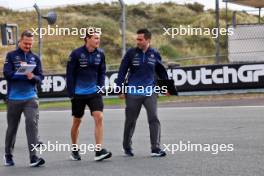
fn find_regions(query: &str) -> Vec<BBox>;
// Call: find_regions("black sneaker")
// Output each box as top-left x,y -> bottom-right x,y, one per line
151,148 -> 167,157
30,155 -> 45,167
94,148 -> 112,161
70,150 -> 81,161
3,154 -> 15,166
124,149 -> 134,157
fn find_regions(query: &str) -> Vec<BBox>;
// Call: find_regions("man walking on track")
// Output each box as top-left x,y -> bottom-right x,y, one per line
116,28 -> 169,157
3,30 -> 45,167
66,29 -> 112,162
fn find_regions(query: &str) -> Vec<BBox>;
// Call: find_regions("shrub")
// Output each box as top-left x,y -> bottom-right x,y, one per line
186,2 -> 204,13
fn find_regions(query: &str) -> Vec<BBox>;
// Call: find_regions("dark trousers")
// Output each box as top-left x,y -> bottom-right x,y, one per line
123,94 -> 161,150
5,99 -> 39,159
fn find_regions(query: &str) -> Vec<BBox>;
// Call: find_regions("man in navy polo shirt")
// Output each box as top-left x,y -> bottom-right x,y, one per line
66,30 -> 112,161
116,28 -> 169,157
3,30 -> 45,167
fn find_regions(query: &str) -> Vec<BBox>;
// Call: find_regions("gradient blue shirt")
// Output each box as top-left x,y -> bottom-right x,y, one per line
66,45 -> 106,97
116,47 -> 168,96
3,48 -> 44,100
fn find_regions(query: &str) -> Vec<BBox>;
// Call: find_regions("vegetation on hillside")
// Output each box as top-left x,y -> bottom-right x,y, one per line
0,2 -> 260,73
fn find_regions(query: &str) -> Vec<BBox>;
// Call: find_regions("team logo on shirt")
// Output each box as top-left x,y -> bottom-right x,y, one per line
95,54 -> 101,65
81,53 -> 86,59
15,56 -> 21,61
148,54 -> 156,65
29,57 -> 36,64
13,56 -> 21,65
79,53 -> 88,67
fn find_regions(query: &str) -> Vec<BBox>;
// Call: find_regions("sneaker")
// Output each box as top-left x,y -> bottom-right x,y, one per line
3,154 -> 14,166
124,149 -> 134,157
151,148 -> 167,157
70,150 -> 81,161
94,148 -> 112,161
29,155 -> 45,167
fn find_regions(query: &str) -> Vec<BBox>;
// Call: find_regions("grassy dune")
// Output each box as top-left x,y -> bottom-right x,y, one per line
0,2 -> 260,74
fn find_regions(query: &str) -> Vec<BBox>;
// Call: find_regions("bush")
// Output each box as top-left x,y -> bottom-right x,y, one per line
130,8 -> 149,18
186,2 -> 204,13
159,45 -> 180,59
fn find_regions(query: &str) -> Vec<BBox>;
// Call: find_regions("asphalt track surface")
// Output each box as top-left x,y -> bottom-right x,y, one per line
0,103 -> 263,176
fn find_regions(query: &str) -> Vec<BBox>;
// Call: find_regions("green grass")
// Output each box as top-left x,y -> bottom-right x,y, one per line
0,98 -> 125,111
38,101 -> 71,109
0,97 -> 162,111
0,103 -> 6,111
0,92 -> 263,111
0,96 -> 176,111
39,97 -> 130,109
